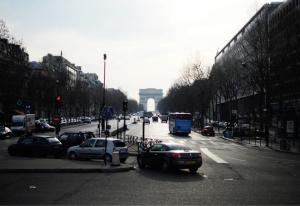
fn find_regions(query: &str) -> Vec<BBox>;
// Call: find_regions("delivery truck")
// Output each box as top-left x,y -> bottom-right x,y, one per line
11,114 -> 35,135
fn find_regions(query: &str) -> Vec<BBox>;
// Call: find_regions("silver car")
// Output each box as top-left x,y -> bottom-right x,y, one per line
67,138 -> 129,163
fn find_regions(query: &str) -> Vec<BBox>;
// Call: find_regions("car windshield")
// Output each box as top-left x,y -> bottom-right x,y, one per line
47,137 -> 60,143
169,144 -> 191,150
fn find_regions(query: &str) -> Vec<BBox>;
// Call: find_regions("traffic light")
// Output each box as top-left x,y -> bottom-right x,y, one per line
123,101 -> 128,111
55,95 -> 62,108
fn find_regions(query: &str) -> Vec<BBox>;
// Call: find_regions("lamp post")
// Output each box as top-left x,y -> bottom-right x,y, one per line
101,54 -> 107,136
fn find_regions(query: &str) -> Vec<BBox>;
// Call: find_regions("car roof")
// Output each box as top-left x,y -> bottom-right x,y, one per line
89,137 -> 124,141
27,135 -> 56,138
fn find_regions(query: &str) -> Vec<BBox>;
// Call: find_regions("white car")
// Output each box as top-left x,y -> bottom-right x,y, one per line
67,138 -> 129,163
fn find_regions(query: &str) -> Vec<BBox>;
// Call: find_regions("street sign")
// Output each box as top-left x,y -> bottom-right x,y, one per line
102,106 -> 108,119
108,107 -> 114,118
53,115 -> 60,124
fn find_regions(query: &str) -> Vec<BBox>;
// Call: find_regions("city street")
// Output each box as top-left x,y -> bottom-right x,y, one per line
0,119 -> 299,205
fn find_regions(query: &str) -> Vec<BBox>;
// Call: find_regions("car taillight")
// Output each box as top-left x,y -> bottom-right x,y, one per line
126,149 -> 128,153
82,140 -> 85,144
199,153 -> 202,158
171,153 -> 181,158
113,148 -> 117,152
44,144 -> 50,147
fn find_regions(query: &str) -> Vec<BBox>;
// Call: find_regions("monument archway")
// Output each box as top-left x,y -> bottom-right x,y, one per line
139,88 -> 163,111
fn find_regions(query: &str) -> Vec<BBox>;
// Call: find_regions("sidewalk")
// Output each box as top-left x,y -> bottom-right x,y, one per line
193,127 -> 300,154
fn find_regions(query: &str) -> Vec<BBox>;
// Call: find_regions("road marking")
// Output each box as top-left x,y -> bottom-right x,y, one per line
200,148 -> 228,163
226,157 -> 245,162
178,140 -> 185,144
189,140 -> 197,144
168,140 -> 174,143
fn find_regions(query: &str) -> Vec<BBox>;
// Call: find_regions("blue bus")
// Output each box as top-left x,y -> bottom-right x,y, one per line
168,112 -> 192,134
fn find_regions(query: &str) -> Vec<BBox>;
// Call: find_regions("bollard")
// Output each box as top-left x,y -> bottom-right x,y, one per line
111,151 -> 120,166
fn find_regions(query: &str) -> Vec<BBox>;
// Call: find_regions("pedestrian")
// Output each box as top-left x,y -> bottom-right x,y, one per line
55,123 -> 61,138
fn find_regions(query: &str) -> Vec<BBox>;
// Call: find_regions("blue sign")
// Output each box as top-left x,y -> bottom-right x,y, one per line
102,106 -> 114,119
102,106 -> 107,118
108,107 -> 114,118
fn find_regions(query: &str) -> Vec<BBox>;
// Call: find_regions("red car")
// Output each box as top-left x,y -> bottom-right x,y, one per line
201,126 -> 215,136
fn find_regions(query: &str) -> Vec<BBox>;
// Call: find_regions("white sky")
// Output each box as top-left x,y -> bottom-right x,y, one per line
1,0 -> 270,103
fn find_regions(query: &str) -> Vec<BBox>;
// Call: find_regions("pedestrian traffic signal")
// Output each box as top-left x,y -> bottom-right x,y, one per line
123,101 -> 128,111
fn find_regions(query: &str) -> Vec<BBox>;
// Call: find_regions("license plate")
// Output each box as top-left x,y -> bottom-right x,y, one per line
186,161 -> 196,164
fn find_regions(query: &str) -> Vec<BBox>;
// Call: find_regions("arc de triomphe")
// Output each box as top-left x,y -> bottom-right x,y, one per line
139,88 -> 163,111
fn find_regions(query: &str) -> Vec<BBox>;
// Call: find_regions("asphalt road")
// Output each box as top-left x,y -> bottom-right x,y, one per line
0,120 -> 300,205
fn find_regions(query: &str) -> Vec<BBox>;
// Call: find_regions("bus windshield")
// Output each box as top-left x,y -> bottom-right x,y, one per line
175,114 -> 191,120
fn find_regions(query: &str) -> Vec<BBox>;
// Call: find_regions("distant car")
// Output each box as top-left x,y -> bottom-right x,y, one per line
67,137 -> 129,163
7,135 -> 64,158
152,116 -> 158,122
83,117 -> 91,123
0,126 -> 12,139
137,143 -> 202,173
125,116 -> 130,120
36,122 -> 55,133
57,131 -> 95,152
201,126 -> 215,136
143,117 -> 150,124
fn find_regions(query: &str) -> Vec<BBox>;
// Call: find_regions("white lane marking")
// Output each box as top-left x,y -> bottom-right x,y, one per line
189,140 -> 197,144
200,148 -> 228,164
179,140 -> 185,144
168,140 -> 174,143
226,157 -> 245,162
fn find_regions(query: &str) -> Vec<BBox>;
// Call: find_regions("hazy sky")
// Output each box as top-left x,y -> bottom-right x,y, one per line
1,0 -> 269,103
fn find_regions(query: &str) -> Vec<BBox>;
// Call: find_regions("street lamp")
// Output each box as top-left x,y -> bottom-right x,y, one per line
101,54 -> 107,136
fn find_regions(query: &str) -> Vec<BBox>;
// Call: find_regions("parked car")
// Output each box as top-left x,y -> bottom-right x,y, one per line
7,135 -> 64,158
57,131 -> 95,152
67,137 -> 129,163
0,126 -> 12,139
143,117 -> 150,124
201,126 -> 215,136
83,117 -> 91,123
61,118 -> 67,126
137,143 -> 202,173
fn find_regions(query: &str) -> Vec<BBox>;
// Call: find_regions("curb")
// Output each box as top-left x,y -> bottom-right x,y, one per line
0,165 -> 135,173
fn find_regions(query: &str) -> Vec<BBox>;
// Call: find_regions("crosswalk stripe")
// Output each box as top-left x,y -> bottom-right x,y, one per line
200,148 -> 228,163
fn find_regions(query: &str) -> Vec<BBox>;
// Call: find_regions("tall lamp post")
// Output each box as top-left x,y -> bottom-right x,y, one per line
101,54 -> 107,136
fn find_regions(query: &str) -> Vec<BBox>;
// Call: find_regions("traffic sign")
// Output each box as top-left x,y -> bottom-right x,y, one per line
53,115 -> 60,124
108,107 -> 114,118
102,106 -> 108,119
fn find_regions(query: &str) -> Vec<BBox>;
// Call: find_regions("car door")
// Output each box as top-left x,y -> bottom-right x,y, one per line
148,144 -> 164,167
19,137 -> 34,155
89,139 -> 105,159
76,139 -> 96,159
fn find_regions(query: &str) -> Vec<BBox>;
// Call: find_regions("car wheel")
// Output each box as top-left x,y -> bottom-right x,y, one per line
69,152 -> 78,160
104,154 -> 112,163
137,156 -> 145,168
120,158 -> 126,163
189,167 -> 198,173
8,150 -> 16,156
162,160 -> 171,172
